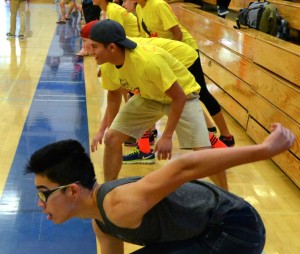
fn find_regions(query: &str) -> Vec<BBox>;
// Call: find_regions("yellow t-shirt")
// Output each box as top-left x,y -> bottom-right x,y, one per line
136,0 -> 198,50
101,63 -> 121,91
129,37 -> 197,68
102,44 -> 199,103
106,2 -> 140,37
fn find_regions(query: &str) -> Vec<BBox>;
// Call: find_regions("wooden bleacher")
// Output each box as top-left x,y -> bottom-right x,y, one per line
171,2 -> 300,188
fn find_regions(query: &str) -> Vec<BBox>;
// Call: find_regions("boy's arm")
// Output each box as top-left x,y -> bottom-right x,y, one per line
92,220 -> 124,254
136,123 -> 295,214
91,88 -> 123,152
154,81 -> 186,160
169,25 -> 183,41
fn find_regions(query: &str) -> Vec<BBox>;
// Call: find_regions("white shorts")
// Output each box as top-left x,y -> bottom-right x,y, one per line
110,95 -> 210,149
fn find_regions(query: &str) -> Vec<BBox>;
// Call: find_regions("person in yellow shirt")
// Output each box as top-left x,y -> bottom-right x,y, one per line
93,0 -> 140,37
135,0 -> 234,146
89,20 -> 230,190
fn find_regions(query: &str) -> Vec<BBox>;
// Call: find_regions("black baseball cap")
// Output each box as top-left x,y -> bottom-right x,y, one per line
89,19 -> 137,49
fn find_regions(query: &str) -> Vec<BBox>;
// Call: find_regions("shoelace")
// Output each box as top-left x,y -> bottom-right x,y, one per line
126,148 -> 140,156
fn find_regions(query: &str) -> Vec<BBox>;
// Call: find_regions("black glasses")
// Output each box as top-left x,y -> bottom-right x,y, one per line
37,181 -> 80,202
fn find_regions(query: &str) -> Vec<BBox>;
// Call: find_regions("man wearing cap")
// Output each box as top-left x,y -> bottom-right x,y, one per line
89,19 -> 227,189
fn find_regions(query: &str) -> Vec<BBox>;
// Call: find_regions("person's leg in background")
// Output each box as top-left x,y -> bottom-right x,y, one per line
217,0 -> 231,18
173,97 -> 228,190
18,0 -> 26,39
57,0 -> 68,24
65,0 -> 76,20
188,56 -> 235,147
7,0 -> 19,37
105,96 -> 162,180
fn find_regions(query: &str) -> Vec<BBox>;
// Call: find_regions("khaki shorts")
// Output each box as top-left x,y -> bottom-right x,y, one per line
110,95 -> 210,149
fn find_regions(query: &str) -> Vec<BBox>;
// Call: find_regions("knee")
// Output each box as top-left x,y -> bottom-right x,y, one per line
104,130 -> 125,148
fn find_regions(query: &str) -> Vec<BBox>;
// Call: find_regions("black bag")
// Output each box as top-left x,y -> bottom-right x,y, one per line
236,1 -> 270,30
235,0 -> 289,40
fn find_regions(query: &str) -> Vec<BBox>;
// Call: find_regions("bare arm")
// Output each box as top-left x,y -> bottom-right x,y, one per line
169,25 -> 183,41
105,124 -> 294,228
126,123 -> 295,221
91,88 -> 123,152
151,123 -> 293,201
154,82 -> 186,160
92,220 -> 124,254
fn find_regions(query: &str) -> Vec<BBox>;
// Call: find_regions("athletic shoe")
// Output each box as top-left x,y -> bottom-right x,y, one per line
56,20 -> 66,24
122,148 -> 155,164
151,129 -> 158,138
124,137 -> 137,147
217,6 -> 229,16
219,135 -> 235,147
6,33 -> 15,38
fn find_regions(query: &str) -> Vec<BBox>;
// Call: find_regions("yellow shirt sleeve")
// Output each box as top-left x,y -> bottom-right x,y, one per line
101,63 -> 121,91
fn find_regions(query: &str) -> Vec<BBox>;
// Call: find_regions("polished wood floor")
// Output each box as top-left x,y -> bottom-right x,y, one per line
1,2 -> 299,254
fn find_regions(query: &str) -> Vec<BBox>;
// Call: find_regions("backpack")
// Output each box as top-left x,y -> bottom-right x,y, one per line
235,0 -> 288,39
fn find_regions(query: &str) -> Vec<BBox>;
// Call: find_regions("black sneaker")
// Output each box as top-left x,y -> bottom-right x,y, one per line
6,32 -> 15,38
122,148 -> 155,164
217,6 -> 229,17
151,129 -> 158,138
219,135 -> 235,147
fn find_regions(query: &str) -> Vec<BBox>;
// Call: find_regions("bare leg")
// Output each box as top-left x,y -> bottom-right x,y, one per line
211,110 -> 231,137
66,1 -> 75,18
103,129 -> 129,182
204,110 -> 215,129
209,171 -> 228,191
59,0 -> 67,22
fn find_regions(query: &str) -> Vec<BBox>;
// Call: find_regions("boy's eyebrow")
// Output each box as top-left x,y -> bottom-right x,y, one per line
36,185 -> 49,190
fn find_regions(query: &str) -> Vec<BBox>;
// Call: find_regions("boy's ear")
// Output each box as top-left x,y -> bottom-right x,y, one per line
69,183 -> 80,197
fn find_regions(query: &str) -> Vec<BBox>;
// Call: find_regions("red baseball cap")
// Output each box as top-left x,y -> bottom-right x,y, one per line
81,20 -> 99,38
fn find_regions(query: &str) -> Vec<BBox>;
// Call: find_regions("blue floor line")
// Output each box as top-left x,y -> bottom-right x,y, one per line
0,20 -> 97,254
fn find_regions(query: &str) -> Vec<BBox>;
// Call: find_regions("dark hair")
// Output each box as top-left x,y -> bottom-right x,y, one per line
24,140 -> 96,190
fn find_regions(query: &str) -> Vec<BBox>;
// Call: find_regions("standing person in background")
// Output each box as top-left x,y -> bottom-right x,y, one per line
5,0 -> 27,39
135,0 -> 235,146
57,0 -> 81,24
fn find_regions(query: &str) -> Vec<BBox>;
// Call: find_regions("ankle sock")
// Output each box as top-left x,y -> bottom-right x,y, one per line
220,135 -> 233,141
138,131 -> 151,153
209,133 -> 227,148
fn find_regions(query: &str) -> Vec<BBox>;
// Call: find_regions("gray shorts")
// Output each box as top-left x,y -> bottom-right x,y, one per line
110,95 -> 210,149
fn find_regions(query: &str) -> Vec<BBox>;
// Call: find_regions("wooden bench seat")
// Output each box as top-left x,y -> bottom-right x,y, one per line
171,2 -> 300,187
